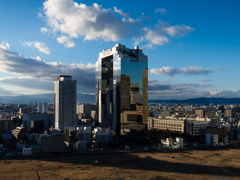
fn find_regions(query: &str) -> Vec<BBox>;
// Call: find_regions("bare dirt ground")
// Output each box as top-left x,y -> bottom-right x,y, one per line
0,147 -> 240,180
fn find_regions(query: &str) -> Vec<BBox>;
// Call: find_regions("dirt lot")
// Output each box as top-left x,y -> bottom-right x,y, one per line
0,147 -> 240,180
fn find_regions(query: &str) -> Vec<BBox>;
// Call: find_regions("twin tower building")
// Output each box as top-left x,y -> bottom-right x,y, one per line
55,44 -> 148,136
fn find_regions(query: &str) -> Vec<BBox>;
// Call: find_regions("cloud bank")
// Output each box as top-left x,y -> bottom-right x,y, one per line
40,0 -> 194,48
0,42 -> 95,94
150,66 -> 211,77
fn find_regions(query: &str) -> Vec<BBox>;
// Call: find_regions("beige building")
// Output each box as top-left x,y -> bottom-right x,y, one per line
149,118 -> 184,133
195,109 -> 205,118
224,110 -> 232,118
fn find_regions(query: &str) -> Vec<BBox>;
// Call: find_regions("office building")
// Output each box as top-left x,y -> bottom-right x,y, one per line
224,110 -> 232,118
22,113 -> 54,133
38,103 -> 48,113
54,75 -> 77,130
205,125 -> 227,140
195,109 -> 205,118
39,133 -> 65,153
96,44 -> 148,135
149,118 -> 185,133
76,103 -> 96,116
185,119 -> 211,136
0,119 -> 13,133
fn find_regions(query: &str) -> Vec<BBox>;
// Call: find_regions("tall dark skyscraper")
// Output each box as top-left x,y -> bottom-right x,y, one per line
96,44 -> 148,136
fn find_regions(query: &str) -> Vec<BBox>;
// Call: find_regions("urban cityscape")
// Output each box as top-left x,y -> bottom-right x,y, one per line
0,0 -> 240,180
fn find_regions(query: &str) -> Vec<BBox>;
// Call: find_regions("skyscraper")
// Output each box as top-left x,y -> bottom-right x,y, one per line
54,75 -> 77,130
96,44 -> 148,136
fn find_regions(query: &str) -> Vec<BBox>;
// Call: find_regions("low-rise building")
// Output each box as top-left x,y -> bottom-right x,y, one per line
149,118 -> 185,133
205,125 -> 227,140
76,141 -> 87,151
22,113 -> 54,133
0,119 -> 13,133
12,126 -> 25,143
161,137 -> 183,149
22,146 -> 32,156
185,119 -> 211,136
92,127 -> 111,143
205,134 -> 218,146
40,133 -> 65,153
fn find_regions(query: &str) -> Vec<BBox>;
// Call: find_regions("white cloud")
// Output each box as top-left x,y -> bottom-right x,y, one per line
40,27 -> 48,34
23,41 -> 51,54
0,42 -> 10,50
141,43 -> 155,49
40,0 -> 194,48
0,42 -> 95,94
38,13 -> 43,18
155,8 -> 169,14
150,66 -> 211,77
143,27 -> 170,45
57,36 -> 76,48
113,7 -> 129,17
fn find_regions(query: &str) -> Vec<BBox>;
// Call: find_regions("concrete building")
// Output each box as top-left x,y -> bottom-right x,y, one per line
205,125 -> 227,140
76,103 -> 96,116
92,127 -> 111,143
19,108 -> 31,114
224,110 -> 232,118
149,118 -> 184,133
0,119 -> 13,133
38,103 -> 48,113
185,119 -> 211,136
161,137 -> 184,149
195,109 -> 205,118
96,44 -> 148,136
161,111 -> 171,119
39,133 -> 65,153
54,75 -> 77,130
76,141 -> 87,151
205,134 -> 218,146
22,146 -> 32,156
12,126 -> 25,143
77,127 -> 91,144
22,113 -> 54,133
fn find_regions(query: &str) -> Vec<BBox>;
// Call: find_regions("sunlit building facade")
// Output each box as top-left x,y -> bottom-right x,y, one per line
96,44 -> 148,136
54,75 -> 77,130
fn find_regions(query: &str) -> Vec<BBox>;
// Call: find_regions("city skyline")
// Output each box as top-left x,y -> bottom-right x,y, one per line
0,0 -> 240,100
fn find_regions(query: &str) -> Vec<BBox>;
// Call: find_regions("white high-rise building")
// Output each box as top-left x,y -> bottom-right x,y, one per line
54,75 -> 77,130
38,103 -> 48,113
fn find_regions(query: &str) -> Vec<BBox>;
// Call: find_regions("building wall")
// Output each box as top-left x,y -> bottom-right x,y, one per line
22,113 -> 54,133
38,103 -> 48,113
0,119 -> 13,133
151,118 -> 184,133
224,110 -> 232,118
96,44 -> 148,136
55,76 -> 77,130
185,120 -> 211,136
195,110 -> 205,118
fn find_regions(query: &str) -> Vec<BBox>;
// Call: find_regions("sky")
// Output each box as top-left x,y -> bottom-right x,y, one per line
0,0 -> 240,100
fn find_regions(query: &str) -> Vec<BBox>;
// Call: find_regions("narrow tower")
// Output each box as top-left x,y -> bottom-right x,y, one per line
54,75 -> 77,130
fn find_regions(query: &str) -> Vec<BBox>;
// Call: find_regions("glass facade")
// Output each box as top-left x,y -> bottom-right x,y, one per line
96,44 -> 148,136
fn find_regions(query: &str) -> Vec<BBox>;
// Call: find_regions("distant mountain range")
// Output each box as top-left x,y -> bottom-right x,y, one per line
149,97 -> 240,105
1,95 -> 240,105
0,93 -> 95,104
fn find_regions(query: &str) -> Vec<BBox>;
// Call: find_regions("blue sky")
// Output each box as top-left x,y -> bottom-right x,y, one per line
0,0 -> 240,100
